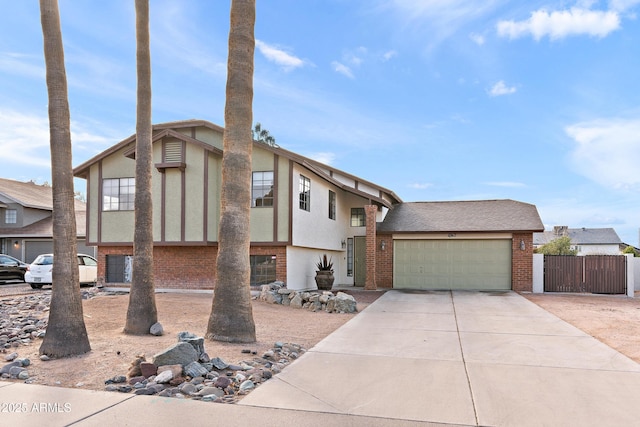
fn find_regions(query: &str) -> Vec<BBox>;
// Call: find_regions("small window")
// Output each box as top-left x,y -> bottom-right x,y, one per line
347,238 -> 354,276
250,255 -> 276,286
350,208 -> 365,227
328,190 -> 336,220
252,171 -> 274,207
103,178 -> 135,211
5,209 -> 17,224
299,175 -> 310,211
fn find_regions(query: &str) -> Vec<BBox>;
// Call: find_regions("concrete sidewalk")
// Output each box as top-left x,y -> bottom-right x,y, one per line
2,290 -> 640,426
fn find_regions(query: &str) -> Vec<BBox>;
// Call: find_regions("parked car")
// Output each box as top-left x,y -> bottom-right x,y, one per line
0,254 -> 29,283
25,254 -> 98,289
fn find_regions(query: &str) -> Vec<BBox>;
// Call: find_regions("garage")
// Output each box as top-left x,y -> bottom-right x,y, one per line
394,239 -> 512,290
376,200 -> 544,292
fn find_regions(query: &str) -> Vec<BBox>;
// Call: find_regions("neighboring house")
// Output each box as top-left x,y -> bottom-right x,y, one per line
0,178 -> 94,262
376,200 -> 544,292
73,119 -> 544,292
533,226 -> 623,255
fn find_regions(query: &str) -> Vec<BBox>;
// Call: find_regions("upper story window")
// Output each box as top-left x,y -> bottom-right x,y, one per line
328,190 -> 336,220
4,209 -> 17,224
299,175 -> 310,211
350,207 -> 365,227
103,178 -> 135,211
252,171 -> 274,207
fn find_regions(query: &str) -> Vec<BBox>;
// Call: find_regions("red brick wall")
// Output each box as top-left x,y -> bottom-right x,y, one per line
512,233 -> 534,292
97,245 -> 287,290
364,205 -> 378,290
376,234 -> 393,288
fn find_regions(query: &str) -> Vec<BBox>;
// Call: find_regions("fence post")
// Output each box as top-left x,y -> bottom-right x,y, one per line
625,254 -> 634,297
532,253 -> 544,293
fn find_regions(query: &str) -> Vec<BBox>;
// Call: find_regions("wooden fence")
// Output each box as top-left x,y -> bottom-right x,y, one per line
544,255 -> 626,294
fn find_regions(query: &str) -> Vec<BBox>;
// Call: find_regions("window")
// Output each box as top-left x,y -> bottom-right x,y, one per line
106,255 -> 133,283
4,209 -> 16,224
299,175 -> 310,211
252,171 -> 274,207
103,178 -> 135,211
250,255 -> 276,286
350,207 -> 365,227
328,190 -> 336,220
347,238 -> 354,276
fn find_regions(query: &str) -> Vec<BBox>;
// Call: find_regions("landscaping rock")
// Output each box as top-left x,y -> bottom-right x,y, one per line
152,342 -> 198,367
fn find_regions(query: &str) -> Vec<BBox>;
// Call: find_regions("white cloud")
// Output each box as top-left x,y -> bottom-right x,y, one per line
307,152 -> 336,165
609,0 -> 640,12
469,33 -> 486,45
255,40 -> 305,71
409,182 -> 434,189
382,50 -> 398,61
0,52 -> 44,80
331,61 -> 354,79
0,109 -> 115,172
497,8 -> 621,40
488,80 -> 517,96
565,118 -> 640,190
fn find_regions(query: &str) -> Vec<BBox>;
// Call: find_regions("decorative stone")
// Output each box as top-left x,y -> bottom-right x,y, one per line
184,361 -> 208,378
211,357 -> 229,370
152,342 -> 198,367
196,386 -> 224,398
4,352 -> 18,361
140,362 -> 157,378
154,370 -> 173,384
149,322 -> 164,336
290,294 -> 303,308
214,376 -> 231,389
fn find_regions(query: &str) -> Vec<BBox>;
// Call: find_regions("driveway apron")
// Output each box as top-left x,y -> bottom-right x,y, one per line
240,290 -> 640,426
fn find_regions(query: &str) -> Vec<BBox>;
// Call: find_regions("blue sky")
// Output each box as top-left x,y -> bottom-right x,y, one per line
1,1 -> 640,244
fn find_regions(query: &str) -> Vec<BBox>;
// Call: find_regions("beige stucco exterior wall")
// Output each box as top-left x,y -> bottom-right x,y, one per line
99,146 -> 136,242
277,156 -> 290,242
184,144 -> 205,241
207,154 -> 221,242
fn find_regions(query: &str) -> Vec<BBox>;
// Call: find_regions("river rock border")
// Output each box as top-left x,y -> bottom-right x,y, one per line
255,282 -> 358,313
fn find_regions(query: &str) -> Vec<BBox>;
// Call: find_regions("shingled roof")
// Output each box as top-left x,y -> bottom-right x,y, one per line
377,199 -> 544,233
534,227 -> 622,246
0,178 -> 54,210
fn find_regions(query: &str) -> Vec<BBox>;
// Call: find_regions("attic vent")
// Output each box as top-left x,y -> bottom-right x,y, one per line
164,141 -> 183,162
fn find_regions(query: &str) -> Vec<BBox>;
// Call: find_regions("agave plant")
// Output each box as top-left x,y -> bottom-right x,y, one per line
316,254 -> 333,272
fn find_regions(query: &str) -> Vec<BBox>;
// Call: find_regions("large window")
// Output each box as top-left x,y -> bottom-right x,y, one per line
250,255 -> 276,286
252,171 -> 274,207
4,209 -> 16,224
299,175 -> 310,211
350,207 -> 365,227
328,190 -> 336,220
103,178 -> 135,211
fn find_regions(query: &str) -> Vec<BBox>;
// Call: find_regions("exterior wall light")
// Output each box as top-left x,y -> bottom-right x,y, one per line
520,240 -> 526,251
14,240 -> 19,248
381,240 -> 386,251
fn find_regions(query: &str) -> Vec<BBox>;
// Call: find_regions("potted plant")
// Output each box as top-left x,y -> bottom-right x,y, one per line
315,254 -> 334,290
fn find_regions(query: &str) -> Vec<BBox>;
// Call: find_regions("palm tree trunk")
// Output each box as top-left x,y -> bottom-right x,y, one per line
125,0 -> 158,335
38,0 -> 90,357
206,0 -> 257,343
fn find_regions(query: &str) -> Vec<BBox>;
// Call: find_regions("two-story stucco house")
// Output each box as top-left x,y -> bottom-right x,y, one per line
72,120 -> 401,290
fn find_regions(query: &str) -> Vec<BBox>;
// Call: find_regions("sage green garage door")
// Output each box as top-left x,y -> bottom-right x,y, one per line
394,239 -> 512,290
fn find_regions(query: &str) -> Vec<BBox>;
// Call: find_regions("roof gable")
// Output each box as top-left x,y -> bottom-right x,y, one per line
72,119 -> 402,208
378,199 -> 544,233
0,178 -> 54,210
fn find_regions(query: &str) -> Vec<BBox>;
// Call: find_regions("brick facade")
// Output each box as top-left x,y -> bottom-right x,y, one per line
364,205 -> 378,290
97,244 -> 287,290
511,233 -> 534,292
375,233 -> 393,288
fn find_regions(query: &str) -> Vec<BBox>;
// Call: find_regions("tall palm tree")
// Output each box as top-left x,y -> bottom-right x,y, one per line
206,0 -> 257,343
124,0 -> 157,334
39,0 -> 90,357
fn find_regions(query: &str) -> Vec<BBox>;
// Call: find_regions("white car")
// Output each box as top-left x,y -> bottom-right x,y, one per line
25,253 -> 98,289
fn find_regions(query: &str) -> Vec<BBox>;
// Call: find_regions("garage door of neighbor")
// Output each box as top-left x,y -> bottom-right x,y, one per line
394,239 -> 512,290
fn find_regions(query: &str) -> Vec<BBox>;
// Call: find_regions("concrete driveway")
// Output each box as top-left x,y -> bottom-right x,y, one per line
240,290 -> 640,426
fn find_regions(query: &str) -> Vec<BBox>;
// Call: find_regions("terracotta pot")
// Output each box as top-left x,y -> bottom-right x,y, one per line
315,271 -> 334,290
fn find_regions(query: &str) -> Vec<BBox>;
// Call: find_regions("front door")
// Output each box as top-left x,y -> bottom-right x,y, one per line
354,236 -> 366,286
